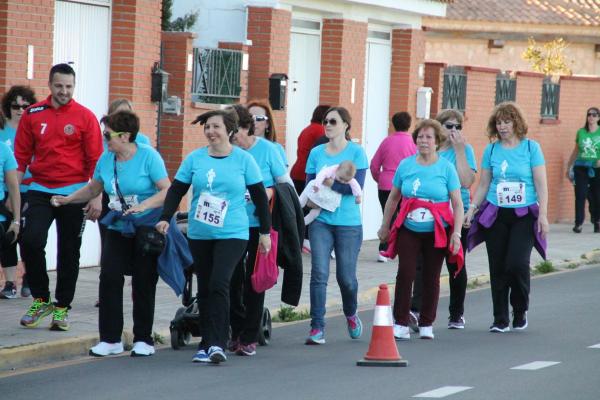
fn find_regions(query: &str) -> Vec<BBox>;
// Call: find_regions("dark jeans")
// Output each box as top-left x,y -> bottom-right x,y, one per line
99,230 -> 159,345
230,228 -> 264,344
393,227 -> 446,327
378,189 -> 400,252
574,166 -> 600,226
411,226 -> 468,319
483,208 -> 534,326
21,190 -> 86,308
189,238 -> 247,351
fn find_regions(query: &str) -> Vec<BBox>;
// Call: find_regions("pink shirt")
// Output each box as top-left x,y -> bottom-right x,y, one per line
369,131 -> 417,190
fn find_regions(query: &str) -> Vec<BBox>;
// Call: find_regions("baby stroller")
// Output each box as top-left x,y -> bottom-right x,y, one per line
169,212 -> 273,350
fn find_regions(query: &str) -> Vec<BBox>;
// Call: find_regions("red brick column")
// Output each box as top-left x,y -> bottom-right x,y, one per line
320,19 -> 368,140
424,62 -> 446,119
219,42 -> 249,104
0,0 -> 55,95
389,28 -> 425,124
110,0 -> 162,141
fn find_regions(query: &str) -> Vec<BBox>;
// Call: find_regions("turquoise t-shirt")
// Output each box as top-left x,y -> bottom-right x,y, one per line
482,139 -> 545,208
244,137 -> 287,227
0,142 -> 18,221
273,142 -> 288,167
93,144 -> 168,231
439,144 -> 477,212
305,142 -> 368,226
0,125 -> 31,192
175,146 -> 263,240
392,155 -> 460,232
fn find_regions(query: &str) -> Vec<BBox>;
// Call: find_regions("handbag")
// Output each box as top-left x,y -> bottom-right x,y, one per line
113,156 -> 165,256
251,194 -> 279,293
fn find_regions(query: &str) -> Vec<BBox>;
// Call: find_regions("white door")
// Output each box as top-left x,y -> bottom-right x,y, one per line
286,30 -> 321,167
362,40 -> 391,240
45,0 -> 111,269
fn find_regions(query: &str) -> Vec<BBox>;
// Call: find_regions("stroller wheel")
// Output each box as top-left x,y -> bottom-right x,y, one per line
257,307 -> 272,346
170,307 -> 191,350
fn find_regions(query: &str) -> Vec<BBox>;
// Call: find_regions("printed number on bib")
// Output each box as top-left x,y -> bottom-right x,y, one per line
407,207 -> 434,223
108,195 -> 139,211
195,193 -> 228,227
496,182 -> 526,206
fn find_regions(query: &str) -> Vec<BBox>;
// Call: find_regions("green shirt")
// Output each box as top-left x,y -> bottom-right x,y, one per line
576,127 -> 600,162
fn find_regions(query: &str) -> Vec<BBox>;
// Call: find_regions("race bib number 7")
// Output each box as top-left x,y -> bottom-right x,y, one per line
496,181 -> 526,206
195,193 -> 228,227
407,207 -> 434,223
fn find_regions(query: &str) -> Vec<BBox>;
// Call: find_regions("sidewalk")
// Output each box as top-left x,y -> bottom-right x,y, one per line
1,223 -> 599,371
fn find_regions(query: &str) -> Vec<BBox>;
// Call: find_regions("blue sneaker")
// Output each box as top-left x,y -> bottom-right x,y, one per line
305,328 -> 325,345
346,315 -> 362,339
208,346 -> 227,363
192,349 -> 210,363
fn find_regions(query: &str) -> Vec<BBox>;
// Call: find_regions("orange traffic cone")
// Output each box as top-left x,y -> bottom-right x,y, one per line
357,284 -> 408,367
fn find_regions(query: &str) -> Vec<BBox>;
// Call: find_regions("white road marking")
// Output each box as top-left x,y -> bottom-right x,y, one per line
588,343 -> 600,349
413,386 -> 473,398
511,361 -> 560,370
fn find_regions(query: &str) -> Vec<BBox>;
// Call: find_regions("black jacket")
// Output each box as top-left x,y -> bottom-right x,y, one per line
272,183 -> 304,306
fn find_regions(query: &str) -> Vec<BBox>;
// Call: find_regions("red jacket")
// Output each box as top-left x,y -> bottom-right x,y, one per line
290,123 -> 325,181
15,96 -> 103,188
383,197 -> 464,273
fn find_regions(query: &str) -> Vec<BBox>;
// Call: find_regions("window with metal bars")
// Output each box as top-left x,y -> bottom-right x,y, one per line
540,77 -> 560,119
191,48 -> 242,104
442,66 -> 467,112
495,73 -> 516,105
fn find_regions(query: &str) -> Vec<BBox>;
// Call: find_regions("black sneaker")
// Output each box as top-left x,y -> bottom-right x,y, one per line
0,281 -> 17,299
513,311 -> 528,330
448,315 -> 465,329
489,323 -> 510,333
573,225 -> 583,233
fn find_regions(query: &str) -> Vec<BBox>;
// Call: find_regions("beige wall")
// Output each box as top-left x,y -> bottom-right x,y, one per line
425,36 -> 600,76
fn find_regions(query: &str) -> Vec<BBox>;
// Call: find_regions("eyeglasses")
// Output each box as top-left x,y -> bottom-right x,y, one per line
103,131 -> 127,141
10,104 -> 30,110
252,115 -> 268,122
444,123 -> 462,130
323,119 -> 339,126
587,112 -> 599,117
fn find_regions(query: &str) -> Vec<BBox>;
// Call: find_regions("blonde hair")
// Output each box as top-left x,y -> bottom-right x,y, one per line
108,98 -> 133,115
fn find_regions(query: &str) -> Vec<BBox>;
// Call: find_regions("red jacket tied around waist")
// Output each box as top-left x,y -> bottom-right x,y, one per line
382,197 -> 464,275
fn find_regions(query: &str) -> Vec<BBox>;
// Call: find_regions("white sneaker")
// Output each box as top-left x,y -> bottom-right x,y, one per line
302,239 -> 311,254
330,250 -> 336,259
89,341 -> 124,357
393,324 -> 410,340
419,326 -> 434,339
377,253 -> 388,263
131,341 -> 155,357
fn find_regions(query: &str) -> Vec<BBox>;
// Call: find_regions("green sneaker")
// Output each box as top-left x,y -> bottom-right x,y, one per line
20,298 -> 54,328
50,307 -> 70,331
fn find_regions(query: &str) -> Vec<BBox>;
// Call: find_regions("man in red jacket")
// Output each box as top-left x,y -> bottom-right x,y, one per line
15,63 -> 103,331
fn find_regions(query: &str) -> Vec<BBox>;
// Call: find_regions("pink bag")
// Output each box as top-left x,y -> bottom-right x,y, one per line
251,228 -> 279,293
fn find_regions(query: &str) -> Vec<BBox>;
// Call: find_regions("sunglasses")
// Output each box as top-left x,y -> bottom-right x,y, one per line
444,123 -> 462,130
103,131 -> 127,141
252,115 -> 268,122
323,118 -> 339,126
10,104 -> 30,110
587,112 -> 599,117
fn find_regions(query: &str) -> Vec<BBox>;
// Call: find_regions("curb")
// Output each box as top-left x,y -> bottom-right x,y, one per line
2,250 -> 599,373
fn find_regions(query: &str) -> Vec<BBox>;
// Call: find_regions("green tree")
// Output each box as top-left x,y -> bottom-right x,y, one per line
522,37 -> 573,76
161,0 -> 173,31
169,12 -> 199,32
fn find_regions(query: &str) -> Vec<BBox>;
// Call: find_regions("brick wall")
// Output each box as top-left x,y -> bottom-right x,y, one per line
0,0 -> 55,96
443,66 -> 600,223
389,29 -> 425,130
246,7 -> 291,146
110,0 -> 162,142
320,19 -> 367,140
424,62 -> 446,118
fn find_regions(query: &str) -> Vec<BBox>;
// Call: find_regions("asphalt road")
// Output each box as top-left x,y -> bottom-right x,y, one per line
3,265 -> 600,400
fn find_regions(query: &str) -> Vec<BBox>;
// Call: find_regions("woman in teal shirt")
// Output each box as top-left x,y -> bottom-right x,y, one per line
157,109 -> 272,364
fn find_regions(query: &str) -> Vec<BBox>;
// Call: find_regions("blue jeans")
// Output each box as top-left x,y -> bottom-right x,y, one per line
308,220 -> 362,330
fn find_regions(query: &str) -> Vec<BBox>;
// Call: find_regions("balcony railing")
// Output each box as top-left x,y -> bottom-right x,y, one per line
191,47 -> 242,104
495,73 -> 516,105
540,77 -> 560,119
442,66 -> 467,112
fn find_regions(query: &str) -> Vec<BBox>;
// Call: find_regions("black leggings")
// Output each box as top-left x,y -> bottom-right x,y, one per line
574,166 -> 600,226
189,238 -> 247,351
483,208 -> 534,326
230,228 -> 264,344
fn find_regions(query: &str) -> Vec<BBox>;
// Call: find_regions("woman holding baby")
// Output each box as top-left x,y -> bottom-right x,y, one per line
304,106 -> 368,345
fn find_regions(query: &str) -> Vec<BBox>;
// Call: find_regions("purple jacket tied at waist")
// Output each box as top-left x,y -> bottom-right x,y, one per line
466,200 -> 547,260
